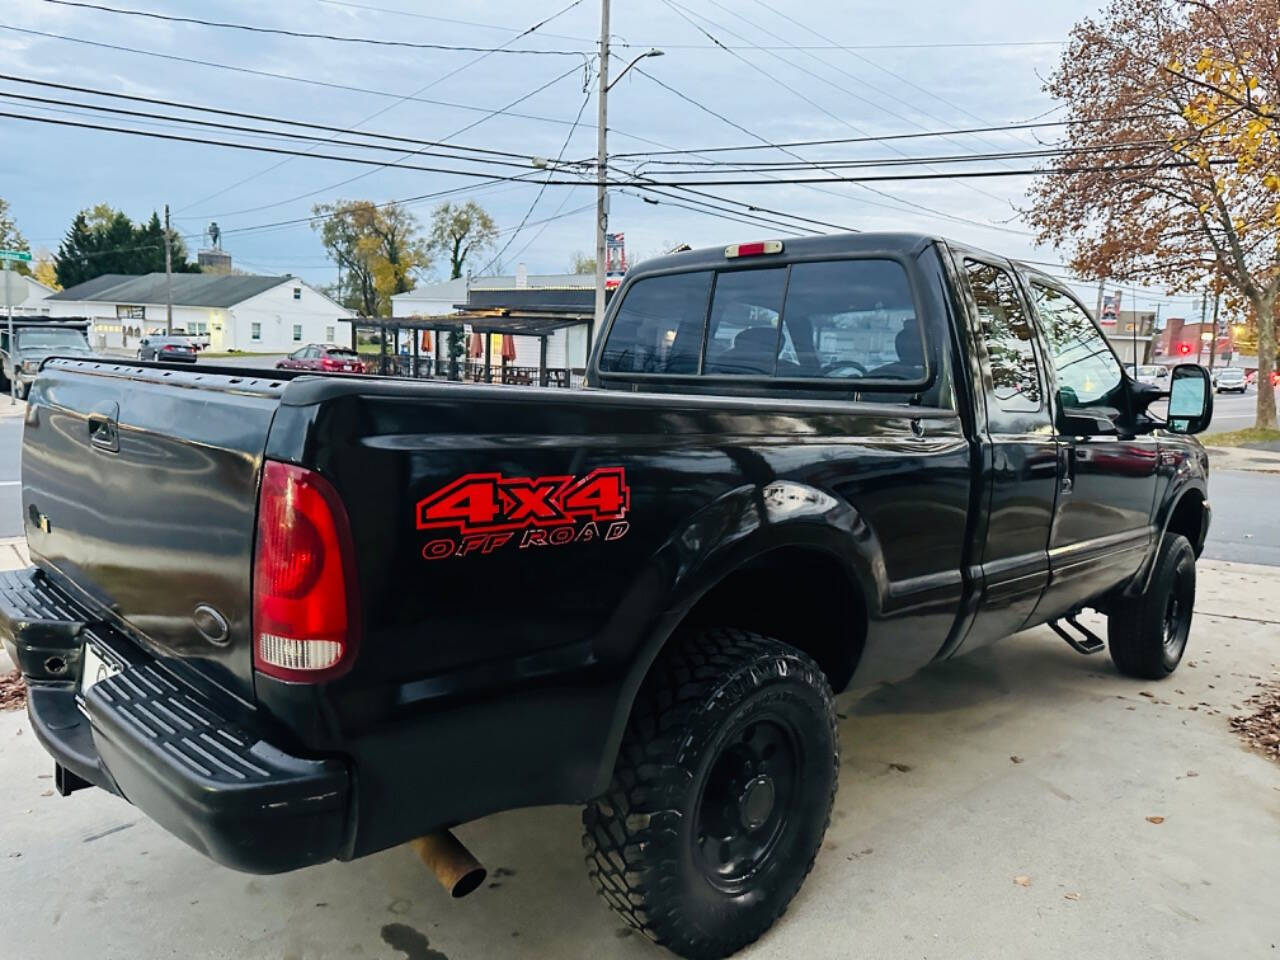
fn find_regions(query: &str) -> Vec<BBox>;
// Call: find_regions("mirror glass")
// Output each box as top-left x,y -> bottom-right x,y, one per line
1167,364 -> 1212,434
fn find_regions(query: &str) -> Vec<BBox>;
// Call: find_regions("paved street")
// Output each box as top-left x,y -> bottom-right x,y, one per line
1,549 -> 1277,960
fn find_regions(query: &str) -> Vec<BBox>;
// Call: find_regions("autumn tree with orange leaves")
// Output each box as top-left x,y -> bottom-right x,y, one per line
1029,0 -> 1280,427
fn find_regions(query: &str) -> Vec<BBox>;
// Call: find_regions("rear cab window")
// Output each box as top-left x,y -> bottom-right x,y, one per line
598,252 -> 946,405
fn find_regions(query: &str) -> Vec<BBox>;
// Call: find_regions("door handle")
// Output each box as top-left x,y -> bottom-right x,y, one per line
87,403 -> 120,453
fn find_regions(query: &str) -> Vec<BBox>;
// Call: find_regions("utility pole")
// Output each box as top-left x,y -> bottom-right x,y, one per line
1095,280 -> 1105,323
164,203 -> 174,336
593,0 -> 610,331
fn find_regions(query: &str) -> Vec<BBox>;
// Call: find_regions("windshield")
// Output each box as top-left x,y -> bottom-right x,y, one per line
1219,368 -> 1243,378
325,348 -> 358,357
1138,365 -> 1162,378
16,329 -> 91,351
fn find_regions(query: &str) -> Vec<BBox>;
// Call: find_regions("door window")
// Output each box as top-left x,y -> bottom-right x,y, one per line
964,260 -> 1042,412
598,271 -> 712,374
1031,283 -> 1124,412
777,259 -> 922,380
703,268 -> 787,376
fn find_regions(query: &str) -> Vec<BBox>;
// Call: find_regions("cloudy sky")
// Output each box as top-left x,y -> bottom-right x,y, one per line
0,0 -> 1202,317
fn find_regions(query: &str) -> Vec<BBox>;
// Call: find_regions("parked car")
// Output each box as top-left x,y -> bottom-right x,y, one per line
0,320 -> 94,400
1,232 -> 1214,960
1213,366 -> 1248,393
1135,363 -> 1169,386
137,336 -> 198,363
277,343 -> 366,373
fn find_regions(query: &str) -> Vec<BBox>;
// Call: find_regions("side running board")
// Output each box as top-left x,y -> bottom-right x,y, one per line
1048,614 -> 1106,655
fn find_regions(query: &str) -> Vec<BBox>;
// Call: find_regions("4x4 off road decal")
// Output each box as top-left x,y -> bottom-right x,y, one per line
416,467 -> 630,560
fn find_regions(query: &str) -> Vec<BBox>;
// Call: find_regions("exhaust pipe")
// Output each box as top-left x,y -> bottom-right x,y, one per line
410,830 -> 487,898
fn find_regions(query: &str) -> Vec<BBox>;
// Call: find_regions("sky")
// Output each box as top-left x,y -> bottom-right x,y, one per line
0,0 -> 1205,318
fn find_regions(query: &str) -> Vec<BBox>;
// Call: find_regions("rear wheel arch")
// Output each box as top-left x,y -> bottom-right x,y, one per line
590,537 -> 874,798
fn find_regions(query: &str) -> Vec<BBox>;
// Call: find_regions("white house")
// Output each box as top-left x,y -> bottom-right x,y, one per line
45,274 -> 353,352
2,273 -> 56,317
391,272 -> 594,371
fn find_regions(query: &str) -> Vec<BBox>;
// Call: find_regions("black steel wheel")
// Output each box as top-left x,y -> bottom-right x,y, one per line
1108,533 -> 1196,679
583,628 -> 837,960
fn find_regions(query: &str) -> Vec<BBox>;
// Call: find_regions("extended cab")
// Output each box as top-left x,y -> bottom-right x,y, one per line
0,234 -> 1212,959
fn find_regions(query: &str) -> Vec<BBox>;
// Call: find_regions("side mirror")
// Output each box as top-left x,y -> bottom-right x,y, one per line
1166,363 -> 1213,434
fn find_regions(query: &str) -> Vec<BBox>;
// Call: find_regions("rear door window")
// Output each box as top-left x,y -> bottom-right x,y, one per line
598,271 -> 712,374
703,268 -> 787,376
777,259 -> 922,380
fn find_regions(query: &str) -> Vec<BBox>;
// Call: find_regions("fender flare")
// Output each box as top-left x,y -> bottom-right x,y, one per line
1126,477 -> 1209,598
586,480 -> 886,794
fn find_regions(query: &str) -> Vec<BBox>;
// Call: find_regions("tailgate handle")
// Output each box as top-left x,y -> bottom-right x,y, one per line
87,403 -> 120,453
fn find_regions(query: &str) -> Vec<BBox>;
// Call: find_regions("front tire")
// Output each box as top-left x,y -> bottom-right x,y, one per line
1107,533 -> 1195,679
583,629 -> 837,959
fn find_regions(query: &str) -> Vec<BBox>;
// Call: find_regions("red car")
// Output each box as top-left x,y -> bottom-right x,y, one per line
276,344 -> 366,374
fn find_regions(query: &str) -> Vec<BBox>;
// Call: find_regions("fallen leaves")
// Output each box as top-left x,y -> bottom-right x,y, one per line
888,762 -> 913,773
1229,678 -> 1280,763
1010,755 -> 1024,764
1146,816 -> 1166,824
1014,875 -> 1032,887
0,671 -> 25,712
1064,892 -> 1081,901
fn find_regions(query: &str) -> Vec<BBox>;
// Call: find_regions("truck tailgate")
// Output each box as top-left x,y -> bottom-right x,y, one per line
20,359 -> 286,702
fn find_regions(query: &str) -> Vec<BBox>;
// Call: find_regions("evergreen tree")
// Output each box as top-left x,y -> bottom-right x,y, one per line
55,212 -> 95,288
53,206 -> 201,288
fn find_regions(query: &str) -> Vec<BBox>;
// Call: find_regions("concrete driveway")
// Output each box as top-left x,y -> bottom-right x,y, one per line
1,552 -> 1277,960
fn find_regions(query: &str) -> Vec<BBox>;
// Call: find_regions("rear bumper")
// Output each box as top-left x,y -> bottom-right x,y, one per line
0,566 -> 349,874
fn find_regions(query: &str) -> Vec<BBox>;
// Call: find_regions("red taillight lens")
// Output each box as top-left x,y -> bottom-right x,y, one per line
321,357 -> 339,370
253,461 -> 360,683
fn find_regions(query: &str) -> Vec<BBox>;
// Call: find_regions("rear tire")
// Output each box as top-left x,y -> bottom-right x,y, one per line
583,628 -> 837,960
1107,533 -> 1195,679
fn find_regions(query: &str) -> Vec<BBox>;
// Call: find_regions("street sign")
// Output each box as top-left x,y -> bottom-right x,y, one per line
1,270 -> 27,307
0,249 -> 33,262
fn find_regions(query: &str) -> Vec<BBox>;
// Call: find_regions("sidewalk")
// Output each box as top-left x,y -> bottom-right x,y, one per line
1206,444 -> 1280,474
1,554 -> 1277,959
0,397 -> 25,418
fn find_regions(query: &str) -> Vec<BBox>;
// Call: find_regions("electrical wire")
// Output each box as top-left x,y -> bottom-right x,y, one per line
660,0 -> 1009,208
177,0 -> 589,214
0,85 -> 559,173
1,108 -> 1235,186
39,0 -> 590,56
478,91 -> 595,274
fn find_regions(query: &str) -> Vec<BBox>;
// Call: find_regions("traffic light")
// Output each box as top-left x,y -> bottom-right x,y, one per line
1176,342 -> 1193,355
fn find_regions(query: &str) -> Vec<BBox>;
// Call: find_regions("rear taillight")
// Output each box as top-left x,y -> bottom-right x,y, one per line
253,460 -> 360,683
321,357 -> 339,371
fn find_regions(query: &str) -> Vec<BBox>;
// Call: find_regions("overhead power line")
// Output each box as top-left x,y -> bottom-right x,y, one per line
0,24 -> 680,154
176,0 -> 589,215
0,83 -> 556,173
607,114 -> 1172,159
194,62 -> 588,219
479,90 -> 595,274
312,2 -> 1064,51
39,0 -> 589,55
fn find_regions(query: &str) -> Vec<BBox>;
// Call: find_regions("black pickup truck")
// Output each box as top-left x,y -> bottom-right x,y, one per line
1,233 -> 1213,959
